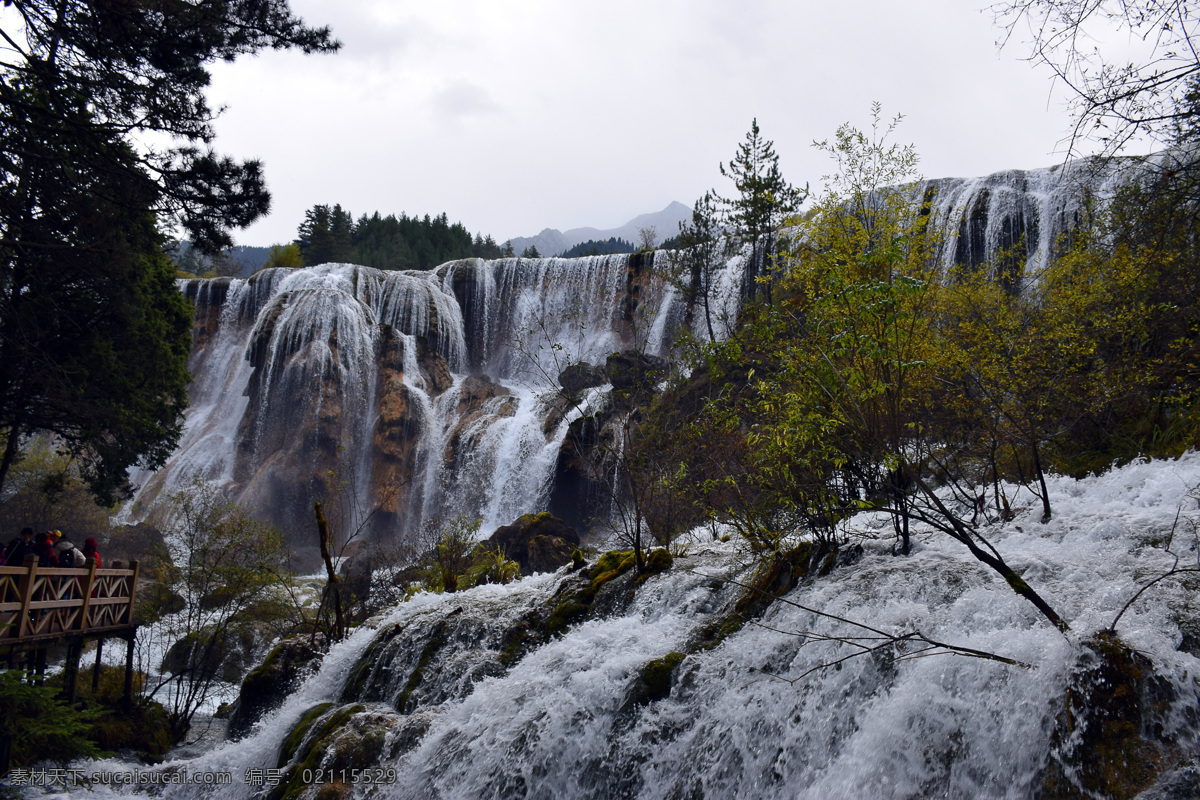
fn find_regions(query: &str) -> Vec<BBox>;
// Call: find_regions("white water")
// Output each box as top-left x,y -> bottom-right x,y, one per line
918,155 -> 1148,284
125,253 -> 739,548
123,159 -> 1156,548
82,453 -> 1200,799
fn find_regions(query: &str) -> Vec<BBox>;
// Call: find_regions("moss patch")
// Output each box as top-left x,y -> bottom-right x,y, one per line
632,652 -> 686,705
339,621 -> 408,702
230,637 -> 323,740
546,550 -> 641,636
395,616 -> 456,713
278,702 -> 335,768
636,548 -> 674,584
270,703 -> 367,800
689,541 -> 842,654
547,601 -> 589,637
498,614 -> 547,668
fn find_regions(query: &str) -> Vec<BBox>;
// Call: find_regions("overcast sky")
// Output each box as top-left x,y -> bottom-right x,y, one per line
205,0 -> 1091,247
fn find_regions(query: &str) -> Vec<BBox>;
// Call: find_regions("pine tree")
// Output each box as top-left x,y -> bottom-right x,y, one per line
0,1 -> 338,502
717,119 -> 806,302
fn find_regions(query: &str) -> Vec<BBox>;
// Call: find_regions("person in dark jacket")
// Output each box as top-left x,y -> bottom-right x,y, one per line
54,532 -> 84,567
3,527 -> 33,566
33,532 -> 57,567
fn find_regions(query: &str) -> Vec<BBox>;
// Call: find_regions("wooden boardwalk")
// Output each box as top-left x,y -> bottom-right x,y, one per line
0,555 -> 140,702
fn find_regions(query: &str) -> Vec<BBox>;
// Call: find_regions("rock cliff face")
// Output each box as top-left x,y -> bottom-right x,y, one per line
134,159 -> 1147,567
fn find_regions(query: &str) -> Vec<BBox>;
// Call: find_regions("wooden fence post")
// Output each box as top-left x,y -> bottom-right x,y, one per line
124,560 -> 140,626
92,638 -> 104,693
123,634 -> 136,709
64,636 -> 82,703
15,554 -> 37,640
78,559 -> 97,630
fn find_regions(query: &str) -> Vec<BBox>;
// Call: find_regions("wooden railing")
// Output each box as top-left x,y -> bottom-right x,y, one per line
0,555 -> 139,644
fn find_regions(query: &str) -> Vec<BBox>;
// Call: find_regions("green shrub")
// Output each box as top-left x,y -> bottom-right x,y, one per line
0,670 -> 104,769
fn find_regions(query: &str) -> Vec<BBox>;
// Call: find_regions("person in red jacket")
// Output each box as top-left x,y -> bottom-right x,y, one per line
81,537 -> 101,569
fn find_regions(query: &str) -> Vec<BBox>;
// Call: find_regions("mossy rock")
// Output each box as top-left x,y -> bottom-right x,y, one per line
135,582 -> 186,622
497,608 -> 550,668
592,550 -> 632,576
687,542 -> 851,654
395,614 -> 458,713
487,512 -> 580,574
272,703 -> 367,800
631,652 -> 686,705
278,703 -> 335,768
86,700 -> 173,762
321,711 -> 393,775
542,550 -> 639,637
313,782 -> 353,800
636,548 -> 673,583
547,601 -> 589,637
339,622 -> 409,703
690,614 -> 749,654
1039,632 -> 1178,799
229,636 -> 324,740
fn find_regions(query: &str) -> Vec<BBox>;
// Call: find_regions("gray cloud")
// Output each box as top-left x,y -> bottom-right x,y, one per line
210,1 -> 1091,247
432,81 -> 503,121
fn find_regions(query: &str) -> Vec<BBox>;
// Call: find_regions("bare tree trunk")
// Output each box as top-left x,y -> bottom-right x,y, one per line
915,476 -> 1068,632
314,502 -> 344,641
0,424 -> 21,500
1031,441 -> 1052,523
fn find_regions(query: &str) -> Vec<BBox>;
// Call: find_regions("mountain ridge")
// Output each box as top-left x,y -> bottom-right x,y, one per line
506,201 -> 693,256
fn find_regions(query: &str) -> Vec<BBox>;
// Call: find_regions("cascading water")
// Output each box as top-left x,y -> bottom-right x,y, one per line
110,453 -> 1200,799
918,155 -> 1147,283
125,157 -> 1158,563
88,157 -> 1200,797
126,252 -> 721,564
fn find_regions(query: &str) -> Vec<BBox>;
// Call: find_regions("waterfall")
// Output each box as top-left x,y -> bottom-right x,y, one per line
126,253 -> 725,564
919,155 -> 1147,284
91,157 -> 1200,797
124,156 -> 1157,564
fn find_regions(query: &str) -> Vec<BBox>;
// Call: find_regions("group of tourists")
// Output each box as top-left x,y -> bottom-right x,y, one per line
1,527 -> 101,569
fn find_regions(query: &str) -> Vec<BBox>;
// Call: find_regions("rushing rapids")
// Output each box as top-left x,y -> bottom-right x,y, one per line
101,453 -> 1200,799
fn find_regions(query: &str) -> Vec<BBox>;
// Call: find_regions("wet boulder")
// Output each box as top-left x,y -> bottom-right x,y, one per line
227,637 -> 325,740
606,349 -> 668,399
487,512 -> 580,575
558,361 -> 607,395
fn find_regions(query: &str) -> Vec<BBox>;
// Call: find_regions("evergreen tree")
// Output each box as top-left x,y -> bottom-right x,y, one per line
297,204 -> 356,265
717,118 -> 806,302
300,207 -> 500,270
561,237 -> 637,258
0,1 -> 338,502
669,192 -> 724,342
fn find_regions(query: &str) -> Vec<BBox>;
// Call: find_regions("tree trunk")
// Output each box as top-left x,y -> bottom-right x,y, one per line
916,477 -> 1068,632
0,424 -> 20,500
1031,441 -> 1052,522
314,502 -> 344,641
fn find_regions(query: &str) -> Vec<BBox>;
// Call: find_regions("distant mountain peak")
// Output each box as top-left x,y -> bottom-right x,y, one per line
507,202 -> 693,256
